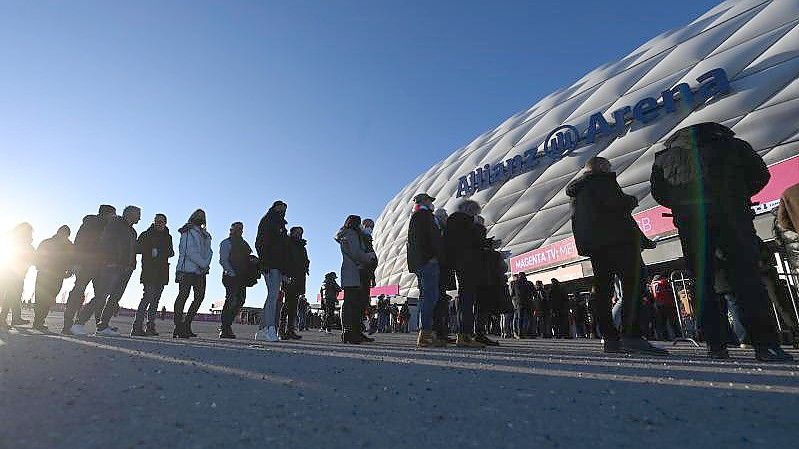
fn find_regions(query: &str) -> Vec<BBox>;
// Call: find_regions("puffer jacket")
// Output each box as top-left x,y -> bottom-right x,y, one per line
775,216 -> 799,272
176,224 -> 213,275
335,227 -> 375,288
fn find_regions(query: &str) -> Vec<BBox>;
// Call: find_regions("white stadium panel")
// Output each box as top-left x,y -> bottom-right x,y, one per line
372,0 -> 799,297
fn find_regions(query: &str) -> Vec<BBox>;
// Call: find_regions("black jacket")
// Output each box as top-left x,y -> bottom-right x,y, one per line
444,212 -> 483,287
137,226 -> 174,285
255,209 -> 289,271
566,171 -> 639,257
73,214 -> 106,267
513,278 -> 534,309
35,235 -> 74,276
286,237 -> 310,293
407,208 -> 443,273
100,216 -> 138,269
651,123 -> 769,211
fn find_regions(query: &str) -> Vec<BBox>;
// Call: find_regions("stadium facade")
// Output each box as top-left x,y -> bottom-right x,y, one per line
374,0 -> 799,297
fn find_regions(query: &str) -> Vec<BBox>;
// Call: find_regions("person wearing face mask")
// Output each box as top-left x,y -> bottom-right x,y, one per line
131,214 -> 174,337
32,225 -> 74,331
71,206 -> 142,337
61,204 -> 116,334
255,200 -> 290,342
0,223 -> 35,331
281,226 -> 310,340
219,221 -> 254,339
336,215 -> 377,344
172,209 -> 213,338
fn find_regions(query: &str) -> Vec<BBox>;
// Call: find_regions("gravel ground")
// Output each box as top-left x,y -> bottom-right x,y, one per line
1,311 -> 798,449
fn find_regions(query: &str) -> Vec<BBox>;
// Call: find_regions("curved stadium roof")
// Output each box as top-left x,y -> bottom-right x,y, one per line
374,0 -> 799,297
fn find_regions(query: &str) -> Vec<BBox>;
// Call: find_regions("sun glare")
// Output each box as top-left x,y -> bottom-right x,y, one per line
0,234 -> 13,269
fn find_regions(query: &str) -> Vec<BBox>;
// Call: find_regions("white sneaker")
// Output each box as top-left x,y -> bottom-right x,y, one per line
70,324 -> 89,336
96,327 -> 120,337
255,326 -> 279,342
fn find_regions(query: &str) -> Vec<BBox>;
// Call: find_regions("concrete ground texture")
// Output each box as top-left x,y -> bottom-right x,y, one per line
1,311 -> 797,449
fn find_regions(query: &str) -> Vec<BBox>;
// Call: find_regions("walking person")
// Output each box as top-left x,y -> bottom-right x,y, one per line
282,226 -> 309,340
407,193 -> 446,347
651,123 -> 792,362
320,272 -> 341,333
71,206 -> 141,336
31,225 -> 74,330
219,222 -> 256,339
335,215 -> 376,344
566,157 -> 666,355
0,223 -> 35,331
172,209 -> 212,339
131,214 -> 174,337
61,205 -> 116,334
255,201 -> 290,342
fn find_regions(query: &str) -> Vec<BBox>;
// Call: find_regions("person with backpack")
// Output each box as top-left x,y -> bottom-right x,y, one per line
172,209 -> 212,338
32,225 -> 74,331
131,213 -> 174,337
219,221 -> 257,339
651,122 -> 791,362
567,157 -> 667,355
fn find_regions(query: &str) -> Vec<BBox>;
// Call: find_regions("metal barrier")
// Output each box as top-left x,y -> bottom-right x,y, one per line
668,271 -> 700,347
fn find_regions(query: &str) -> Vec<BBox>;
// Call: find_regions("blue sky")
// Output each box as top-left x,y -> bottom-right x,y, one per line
0,0 -> 720,311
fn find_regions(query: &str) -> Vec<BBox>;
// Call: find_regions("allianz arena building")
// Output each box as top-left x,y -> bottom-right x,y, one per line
373,0 -> 799,298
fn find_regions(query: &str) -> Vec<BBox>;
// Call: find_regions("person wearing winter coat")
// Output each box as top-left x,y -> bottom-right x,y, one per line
281,226 -> 310,340
336,215 -> 376,344
320,272 -> 342,333
72,206 -> 141,336
172,209 -> 212,338
255,200 -> 290,342
444,200 -> 486,348
61,204 -> 116,333
131,214 -> 174,337
219,221 -> 253,339
549,278 -> 570,338
0,223 -> 35,331
567,157 -> 666,356
32,225 -> 74,330
651,122 -> 789,362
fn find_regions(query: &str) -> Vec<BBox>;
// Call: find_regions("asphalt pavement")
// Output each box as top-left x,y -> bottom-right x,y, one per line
1,311 -> 798,449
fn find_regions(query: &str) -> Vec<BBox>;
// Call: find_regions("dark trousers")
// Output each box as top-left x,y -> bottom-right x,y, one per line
221,275 -> 246,328
1,275 -> 25,323
281,285 -> 300,333
173,273 -> 207,327
553,305 -> 570,337
341,287 -> 366,332
322,303 -> 336,331
134,283 -> 166,327
433,297 -> 450,338
456,290 -> 475,335
63,265 -> 100,328
34,271 -> 65,326
75,266 -> 133,329
589,242 -> 642,341
674,206 -> 778,346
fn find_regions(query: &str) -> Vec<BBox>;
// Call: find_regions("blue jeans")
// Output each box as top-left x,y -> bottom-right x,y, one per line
134,283 -> 165,326
415,259 -> 440,331
260,269 -> 282,329
725,293 -> 748,344
513,308 -> 530,336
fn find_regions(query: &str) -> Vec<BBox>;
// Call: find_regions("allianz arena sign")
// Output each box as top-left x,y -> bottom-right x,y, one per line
455,67 -> 731,198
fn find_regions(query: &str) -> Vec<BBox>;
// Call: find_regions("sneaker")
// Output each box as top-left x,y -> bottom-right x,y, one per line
620,337 -> 669,356
219,326 -> 236,339
70,324 -> 89,336
755,344 -> 795,362
602,338 -> 625,353
254,326 -> 279,342
474,334 -> 500,347
145,323 -> 159,336
739,343 -> 753,350
96,327 -> 120,337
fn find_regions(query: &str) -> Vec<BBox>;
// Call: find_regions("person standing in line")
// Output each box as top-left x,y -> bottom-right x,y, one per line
282,226 -> 310,340
219,222 -> 254,339
513,273 -> 534,339
407,193 -> 446,348
297,295 -> 309,331
550,278 -> 570,338
71,206 -> 141,336
131,214 -> 174,337
433,208 -> 456,343
255,201 -> 290,343
172,209 -> 212,339
0,223 -> 35,331
335,215 -> 376,344
31,225 -> 74,330
567,156 -> 667,355
61,205 -> 116,334
358,218 -> 378,342
652,123 -> 791,362
444,200 -> 486,348
320,272 -> 341,333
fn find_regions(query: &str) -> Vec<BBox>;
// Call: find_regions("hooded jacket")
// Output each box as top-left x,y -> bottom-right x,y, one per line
176,224 -> 213,275
566,171 -> 639,257
138,225 -> 174,285
335,227 -> 375,288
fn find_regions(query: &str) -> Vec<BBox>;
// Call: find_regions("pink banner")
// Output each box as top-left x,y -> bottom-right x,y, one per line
510,154 -> 799,274
316,284 -> 400,302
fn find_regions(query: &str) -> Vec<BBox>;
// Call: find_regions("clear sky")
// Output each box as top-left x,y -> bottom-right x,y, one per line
0,0 -> 721,312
